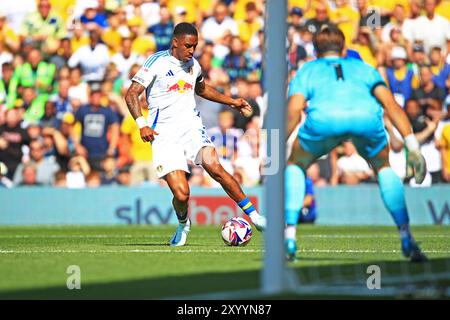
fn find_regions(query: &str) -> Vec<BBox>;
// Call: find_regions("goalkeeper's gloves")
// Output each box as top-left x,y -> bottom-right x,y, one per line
405,134 -> 427,184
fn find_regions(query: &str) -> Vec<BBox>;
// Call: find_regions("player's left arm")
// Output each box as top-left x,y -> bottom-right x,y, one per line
287,93 -> 306,139
195,76 -> 252,117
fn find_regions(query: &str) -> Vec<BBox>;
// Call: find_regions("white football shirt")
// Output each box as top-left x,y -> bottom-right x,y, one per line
132,50 -> 203,128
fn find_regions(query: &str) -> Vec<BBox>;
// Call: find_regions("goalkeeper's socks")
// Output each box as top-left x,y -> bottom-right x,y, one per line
238,197 -> 257,216
285,164 -> 306,226
378,167 -> 409,227
285,225 -> 297,240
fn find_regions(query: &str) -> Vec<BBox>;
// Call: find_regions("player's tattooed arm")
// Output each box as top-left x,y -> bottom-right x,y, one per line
195,77 -> 252,117
125,81 -> 146,120
125,81 -> 158,142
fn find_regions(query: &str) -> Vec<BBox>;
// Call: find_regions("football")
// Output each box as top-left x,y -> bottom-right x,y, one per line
221,217 -> 252,246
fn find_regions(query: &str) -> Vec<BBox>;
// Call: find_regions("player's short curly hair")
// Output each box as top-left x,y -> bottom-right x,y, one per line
313,25 -> 345,57
173,22 -> 198,38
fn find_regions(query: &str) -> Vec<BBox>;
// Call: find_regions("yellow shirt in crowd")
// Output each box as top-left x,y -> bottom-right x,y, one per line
330,4 -> 359,45
440,124 -> 450,174
120,110 -> 153,162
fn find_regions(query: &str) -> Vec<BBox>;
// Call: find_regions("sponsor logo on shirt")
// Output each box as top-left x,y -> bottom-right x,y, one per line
167,80 -> 193,93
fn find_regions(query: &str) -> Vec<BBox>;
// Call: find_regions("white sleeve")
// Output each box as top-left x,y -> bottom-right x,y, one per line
132,60 -> 157,89
194,59 -> 203,81
68,48 -> 81,68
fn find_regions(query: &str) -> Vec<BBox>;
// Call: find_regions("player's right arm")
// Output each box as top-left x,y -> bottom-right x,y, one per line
373,84 -> 426,183
124,65 -> 158,143
373,85 -> 413,139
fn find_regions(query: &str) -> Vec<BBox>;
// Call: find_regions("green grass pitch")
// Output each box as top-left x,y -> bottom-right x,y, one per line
0,225 -> 448,299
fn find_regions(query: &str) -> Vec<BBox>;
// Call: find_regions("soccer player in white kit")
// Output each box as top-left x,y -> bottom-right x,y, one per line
125,23 -> 266,246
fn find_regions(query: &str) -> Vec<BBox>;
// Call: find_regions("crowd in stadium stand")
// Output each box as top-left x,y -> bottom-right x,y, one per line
0,0 -> 449,189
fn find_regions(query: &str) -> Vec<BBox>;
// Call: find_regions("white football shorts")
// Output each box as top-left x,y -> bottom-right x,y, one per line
149,116 -> 215,178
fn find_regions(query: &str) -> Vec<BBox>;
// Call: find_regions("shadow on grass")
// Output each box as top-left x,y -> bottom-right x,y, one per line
1,258 -> 448,300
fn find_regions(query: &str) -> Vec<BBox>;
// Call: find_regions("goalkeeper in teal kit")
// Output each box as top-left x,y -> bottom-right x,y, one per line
285,26 -> 428,262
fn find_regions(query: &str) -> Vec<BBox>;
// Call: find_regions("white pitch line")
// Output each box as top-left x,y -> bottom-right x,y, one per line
0,234 -> 448,239
0,249 -> 264,254
0,248 -> 449,254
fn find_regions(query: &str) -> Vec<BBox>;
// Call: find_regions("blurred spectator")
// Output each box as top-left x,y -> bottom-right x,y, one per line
0,161 -> 13,188
68,29 -> 110,83
304,2 -> 335,35
13,139 -> 60,186
15,48 -> 56,94
406,98 -> 444,184
222,36 -> 251,82
0,108 -> 29,179
306,162 -> 328,187
201,2 -> 238,42
17,163 -> 40,186
0,11 -> 20,53
80,1 -> 108,29
0,0 -> 36,34
236,1 -> 263,47
49,37 -> 72,70
120,104 -> 157,185
100,155 -> 118,185
208,109 -> 243,175
66,155 -> 90,189
102,11 -> 123,55
148,6 -> 174,52
41,125 -> 70,171
438,122 -> 450,182
402,0 -> 450,54
429,46 -> 445,76
111,37 -> 144,81
385,46 -> 416,107
117,166 -> 131,186
288,7 -> 304,31
20,0 -> 65,52
336,141 -> 373,185
53,169 -> 67,187
68,67 -> 89,105
381,4 -> 406,44
411,65 -> 446,115
410,44 -> 427,77
73,88 -> 119,171
330,0 -> 359,45
0,62 -> 18,109
51,78 -> 73,121
125,0 -> 161,28
19,86 -> 48,124
86,170 -> 101,187
127,16 -> 156,56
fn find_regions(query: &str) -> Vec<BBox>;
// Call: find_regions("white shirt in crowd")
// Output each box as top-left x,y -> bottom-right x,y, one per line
66,171 -> 86,189
201,17 -> 238,42
68,43 -> 110,82
402,14 -> 450,53
68,81 -> 89,105
111,52 -> 145,80
337,153 -> 371,175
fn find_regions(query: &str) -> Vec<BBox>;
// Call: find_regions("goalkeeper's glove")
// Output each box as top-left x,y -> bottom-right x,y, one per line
405,134 -> 427,184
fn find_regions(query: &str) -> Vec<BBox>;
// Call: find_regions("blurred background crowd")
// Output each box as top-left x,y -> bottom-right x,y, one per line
0,0 -> 449,190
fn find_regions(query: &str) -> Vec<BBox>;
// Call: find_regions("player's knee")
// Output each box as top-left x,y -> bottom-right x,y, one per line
173,186 -> 190,203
